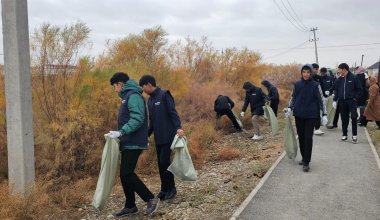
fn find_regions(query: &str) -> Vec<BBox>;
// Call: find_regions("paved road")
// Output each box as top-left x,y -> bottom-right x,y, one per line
235,125 -> 380,220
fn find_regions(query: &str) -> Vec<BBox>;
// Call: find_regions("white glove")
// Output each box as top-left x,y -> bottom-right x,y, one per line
108,131 -> 122,138
240,112 -> 245,117
322,115 -> 328,126
325,91 -> 330,96
284,108 -> 292,117
332,101 -> 337,109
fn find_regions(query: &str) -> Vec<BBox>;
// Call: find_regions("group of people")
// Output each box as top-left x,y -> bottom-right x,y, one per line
214,80 -> 280,140
108,72 -> 183,217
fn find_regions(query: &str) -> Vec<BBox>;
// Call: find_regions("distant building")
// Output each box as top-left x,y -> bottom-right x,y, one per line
367,61 -> 379,77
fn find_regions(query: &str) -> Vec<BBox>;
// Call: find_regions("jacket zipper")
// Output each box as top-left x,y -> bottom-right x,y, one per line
343,76 -> 346,100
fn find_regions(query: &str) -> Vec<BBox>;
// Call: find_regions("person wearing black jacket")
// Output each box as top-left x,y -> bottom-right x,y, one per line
240,82 -> 266,140
139,75 -> 184,201
319,67 -> 334,97
261,80 -> 280,116
333,63 -> 363,143
286,64 -> 327,172
214,95 -> 243,132
312,63 -> 324,135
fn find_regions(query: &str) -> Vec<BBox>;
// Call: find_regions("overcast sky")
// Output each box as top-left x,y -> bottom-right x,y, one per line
1,0 -> 380,68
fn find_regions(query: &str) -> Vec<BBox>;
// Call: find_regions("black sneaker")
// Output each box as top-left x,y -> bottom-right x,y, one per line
115,206 -> 138,218
156,191 -> 167,200
164,187 -> 177,200
303,164 -> 310,172
146,198 -> 160,215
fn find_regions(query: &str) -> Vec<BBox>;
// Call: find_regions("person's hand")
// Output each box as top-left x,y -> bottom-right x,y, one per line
240,112 -> 245,117
332,101 -> 337,109
177,129 -> 184,137
325,91 -> 330,96
108,131 -> 122,138
284,108 -> 292,117
322,115 -> 328,126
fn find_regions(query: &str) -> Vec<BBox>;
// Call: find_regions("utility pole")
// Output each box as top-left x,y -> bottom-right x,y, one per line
2,0 -> 35,196
310,27 -> 319,64
361,54 -> 364,67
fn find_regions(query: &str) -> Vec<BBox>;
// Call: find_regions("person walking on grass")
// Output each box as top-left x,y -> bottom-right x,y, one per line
286,64 -> 327,172
241,82 -> 266,140
261,80 -> 280,117
214,95 -> 243,132
108,72 -> 159,217
139,75 -> 184,201
333,63 -> 363,143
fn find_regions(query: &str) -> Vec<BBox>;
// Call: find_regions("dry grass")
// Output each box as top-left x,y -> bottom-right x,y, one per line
215,147 -> 241,161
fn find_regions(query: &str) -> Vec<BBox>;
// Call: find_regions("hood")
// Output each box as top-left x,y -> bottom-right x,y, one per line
355,66 -> 366,74
261,80 -> 272,88
243,82 -> 255,90
301,64 -> 314,81
119,79 -> 143,98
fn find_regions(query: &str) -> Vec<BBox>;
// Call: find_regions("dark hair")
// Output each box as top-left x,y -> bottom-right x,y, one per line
139,75 -> 156,87
338,63 -> 349,71
312,63 -> 319,69
110,72 -> 129,85
320,67 -> 327,73
301,66 -> 312,72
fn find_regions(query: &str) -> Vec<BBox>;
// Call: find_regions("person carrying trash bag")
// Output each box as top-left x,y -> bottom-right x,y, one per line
139,75 -> 184,201
214,95 -> 243,132
285,64 -> 327,172
108,72 -> 159,217
261,80 -> 280,117
241,82 -> 266,141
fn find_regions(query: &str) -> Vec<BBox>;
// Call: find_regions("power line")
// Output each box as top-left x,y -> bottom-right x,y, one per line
279,0 -> 308,31
254,42 -> 380,51
272,0 -> 308,33
262,40 -> 309,60
286,0 -> 309,30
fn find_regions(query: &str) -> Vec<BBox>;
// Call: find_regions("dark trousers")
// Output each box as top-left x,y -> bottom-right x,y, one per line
156,143 -> 175,192
295,117 -> 317,164
314,116 -> 321,130
270,100 -> 279,117
333,101 -> 341,127
120,149 -> 154,208
340,99 -> 358,136
217,109 -> 242,130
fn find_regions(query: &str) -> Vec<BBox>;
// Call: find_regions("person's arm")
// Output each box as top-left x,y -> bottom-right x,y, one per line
147,99 -> 154,137
164,91 -> 182,130
316,84 -> 327,115
333,79 -> 339,101
354,76 -> 363,101
242,93 -> 249,112
119,93 -> 145,135
227,96 -> 235,109
367,85 -> 378,105
288,86 -> 296,109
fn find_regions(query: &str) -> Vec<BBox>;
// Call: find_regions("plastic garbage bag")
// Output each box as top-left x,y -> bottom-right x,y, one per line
92,136 -> 120,210
263,104 -> 279,135
284,116 -> 298,159
168,135 -> 197,181
232,111 -> 243,129
326,105 -> 336,127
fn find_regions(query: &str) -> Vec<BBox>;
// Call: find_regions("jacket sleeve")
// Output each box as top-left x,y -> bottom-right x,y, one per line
119,94 -> 145,135
367,85 -> 379,105
316,84 -> 327,115
165,91 -> 182,130
333,80 -> 339,101
271,87 -> 279,101
214,99 -> 218,112
242,93 -> 249,112
148,99 -> 153,137
227,96 -> 235,109
354,76 -> 363,101
288,87 -> 296,109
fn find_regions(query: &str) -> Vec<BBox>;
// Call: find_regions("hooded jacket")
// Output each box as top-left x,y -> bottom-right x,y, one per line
288,64 -> 326,118
242,82 -> 266,115
261,80 -> 279,101
117,80 -> 148,151
214,95 -> 234,112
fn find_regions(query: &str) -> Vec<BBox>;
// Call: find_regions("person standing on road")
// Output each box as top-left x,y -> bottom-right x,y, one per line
139,75 -> 184,201
333,63 -> 363,143
363,76 -> 380,129
354,66 -> 369,126
319,67 -> 334,98
286,64 -> 327,172
214,95 -> 243,132
311,63 -> 324,136
108,72 -> 160,217
261,80 -> 280,117
241,82 -> 266,140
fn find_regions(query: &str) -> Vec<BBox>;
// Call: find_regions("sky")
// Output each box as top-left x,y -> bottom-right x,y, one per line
1,0 -> 380,68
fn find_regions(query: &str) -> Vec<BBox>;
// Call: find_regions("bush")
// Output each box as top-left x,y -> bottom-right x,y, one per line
215,147 -> 241,161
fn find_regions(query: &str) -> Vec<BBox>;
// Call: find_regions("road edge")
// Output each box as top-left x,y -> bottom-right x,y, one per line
364,128 -> 380,172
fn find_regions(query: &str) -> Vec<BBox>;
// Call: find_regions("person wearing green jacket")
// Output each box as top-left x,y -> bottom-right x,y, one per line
108,72 -> 159,217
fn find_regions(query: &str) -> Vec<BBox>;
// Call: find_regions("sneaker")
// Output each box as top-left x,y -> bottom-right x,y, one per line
303,164 -> 310,172
314,129 -> 324,135
341,136 -> 348,141
115,206 -> 138,218
146,198 -> 160,215
164,187 -> 177,200
156,191 -> 167,200
298,161 -> 303,165
327,125 -> 337,129
352,136 -> 358,144
251,135 -> 263,140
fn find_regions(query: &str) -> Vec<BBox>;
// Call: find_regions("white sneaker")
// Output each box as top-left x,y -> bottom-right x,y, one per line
314,129 -> 324,135
252,135 -> 263,140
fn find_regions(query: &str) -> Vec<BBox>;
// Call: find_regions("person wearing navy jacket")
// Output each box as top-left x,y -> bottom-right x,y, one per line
261,80 -> 280,116
286,64 -> 327,172
333,63 -> 363,143
139,75 -> 184,201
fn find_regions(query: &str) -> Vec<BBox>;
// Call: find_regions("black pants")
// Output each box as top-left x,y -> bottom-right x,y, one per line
217,109 -> 242,130
314,116 -> 321,130
120,149 -> 154,208
340,99 -> 358,136
295,117 -> 317,164
270,100 -> 279,117
333,101 -> 341,127
156,143 -> 175,192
